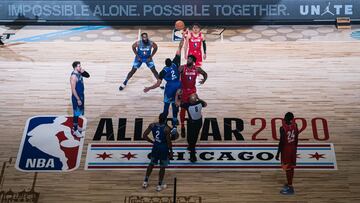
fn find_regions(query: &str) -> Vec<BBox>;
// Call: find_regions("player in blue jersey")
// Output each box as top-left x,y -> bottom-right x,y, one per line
70,61 -> 90,138
119,33 -> 159,91
143,38 -> 184,135
142,113 -> 173,192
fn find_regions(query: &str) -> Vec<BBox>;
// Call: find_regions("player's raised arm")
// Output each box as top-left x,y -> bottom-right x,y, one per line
143,123 -> 155,144
197,67 -> 208,84
183,31 -> 190,60
176,38 -> 184,56
173,38 -> 184,67
80,68 -> 90,78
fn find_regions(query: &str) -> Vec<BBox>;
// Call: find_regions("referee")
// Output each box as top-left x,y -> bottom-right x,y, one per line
180,93 -> 207,162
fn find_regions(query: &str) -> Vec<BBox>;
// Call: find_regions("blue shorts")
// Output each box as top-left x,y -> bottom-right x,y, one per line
71,95 -> 84,117
150,157 -> 169,167
164,82 -> 181,103
150,145 -> 169,167
132,57 -> 155,69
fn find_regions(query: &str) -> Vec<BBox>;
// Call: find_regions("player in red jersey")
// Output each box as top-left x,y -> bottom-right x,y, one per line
177,55 -> 207,138
184,23 -> 206,68
275,112 -> 299,195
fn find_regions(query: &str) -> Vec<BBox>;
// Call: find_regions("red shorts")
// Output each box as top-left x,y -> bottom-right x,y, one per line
282,163 -> 295,171
281,148 -> 297,167
181,88 -> 196,103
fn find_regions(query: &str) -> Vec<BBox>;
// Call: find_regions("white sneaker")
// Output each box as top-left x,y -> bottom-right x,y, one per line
73,130 -> 83,138
142,181 -> 148,189
171,127 -> 177,135
78,126 -> 85,132
156,184 -> 167,192
171,127 -> 179,140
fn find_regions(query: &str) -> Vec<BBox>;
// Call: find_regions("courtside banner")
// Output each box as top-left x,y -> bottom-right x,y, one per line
0,0 -> 359,24
85,143 -> 337,170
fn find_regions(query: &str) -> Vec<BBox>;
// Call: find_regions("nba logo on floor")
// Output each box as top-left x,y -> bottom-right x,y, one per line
16,115 -> 87,172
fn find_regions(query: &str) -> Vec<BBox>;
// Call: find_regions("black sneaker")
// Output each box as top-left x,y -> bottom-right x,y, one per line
190,153 -> 197,163
119,84 -> 126,91
181,127 -> 185,138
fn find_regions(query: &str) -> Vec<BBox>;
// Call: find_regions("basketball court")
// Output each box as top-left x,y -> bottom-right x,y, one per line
1,1 -> 360,202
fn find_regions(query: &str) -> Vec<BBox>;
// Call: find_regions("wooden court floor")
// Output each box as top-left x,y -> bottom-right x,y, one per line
0,29 -> 360,202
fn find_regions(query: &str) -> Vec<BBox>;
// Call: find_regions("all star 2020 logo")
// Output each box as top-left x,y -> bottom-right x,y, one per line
16,116 -> 87,172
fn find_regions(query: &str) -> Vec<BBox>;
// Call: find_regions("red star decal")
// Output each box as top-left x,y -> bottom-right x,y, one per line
97,152 -> 112,160
309,152 -> 325,160
122,152 -> 137,160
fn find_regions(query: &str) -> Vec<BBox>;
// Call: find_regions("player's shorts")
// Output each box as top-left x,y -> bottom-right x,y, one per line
181,88 -> 197,103
132,57 -> 155,69
150,145 -> 169,167
281,148 -> 297,170
150,157 -> 169,167
164,82 -> 181,103
71,95 -> 84,116
188,51 -> 202,67
281,163 -> 295,171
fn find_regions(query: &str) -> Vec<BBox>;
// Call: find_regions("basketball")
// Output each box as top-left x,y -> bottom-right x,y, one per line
175,20 -> 185,30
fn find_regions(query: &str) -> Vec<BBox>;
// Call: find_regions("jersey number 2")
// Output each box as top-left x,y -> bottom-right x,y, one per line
171,70 -> 176,80
155,130 -> 161,143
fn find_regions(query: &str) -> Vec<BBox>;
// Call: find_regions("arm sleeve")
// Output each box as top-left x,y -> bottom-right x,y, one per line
81,71 -> 90,78
202,40 -> 207,54
172,54 -> 181,67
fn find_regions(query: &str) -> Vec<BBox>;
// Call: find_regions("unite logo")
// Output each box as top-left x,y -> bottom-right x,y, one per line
300,2 -> 353,16
16,116 -> 87,172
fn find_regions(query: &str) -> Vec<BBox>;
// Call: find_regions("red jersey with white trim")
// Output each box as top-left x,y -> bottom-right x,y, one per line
188,32 -> 203,67
188,32 -> 203,54
280,122 -> 299,164
180,65 -> 198,90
